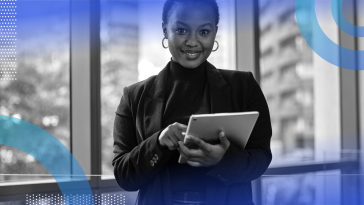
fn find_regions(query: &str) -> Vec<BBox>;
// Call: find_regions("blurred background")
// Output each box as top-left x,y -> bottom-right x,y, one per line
1,0 -> 364,204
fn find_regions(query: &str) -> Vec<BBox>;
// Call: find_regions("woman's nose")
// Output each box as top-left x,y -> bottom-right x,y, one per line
185,35 -> 199,47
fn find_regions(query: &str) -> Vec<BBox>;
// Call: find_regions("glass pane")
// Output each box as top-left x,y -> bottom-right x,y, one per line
100,0 -> 139,177
0,0 -> 70,183
258,0 -> 341,164
101,0 -> 236,175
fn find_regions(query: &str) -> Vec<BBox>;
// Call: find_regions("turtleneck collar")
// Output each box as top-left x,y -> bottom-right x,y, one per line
169,59 -> 206,82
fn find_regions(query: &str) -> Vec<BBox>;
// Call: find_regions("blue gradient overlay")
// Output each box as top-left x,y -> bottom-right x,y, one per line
0,115 -> 94,205
262,172 -> 363,205
9,0 -> 364,204
15,0 -> 250,42
16,0 -> 363,70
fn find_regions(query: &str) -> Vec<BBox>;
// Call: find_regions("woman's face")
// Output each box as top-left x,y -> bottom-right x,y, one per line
163,3 -> 218,69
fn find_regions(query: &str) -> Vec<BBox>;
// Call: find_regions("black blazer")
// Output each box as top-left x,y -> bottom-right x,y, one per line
112,61 -> 272,205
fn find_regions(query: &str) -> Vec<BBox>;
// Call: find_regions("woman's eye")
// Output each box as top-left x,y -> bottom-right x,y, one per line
176,29 -> 187,34
200,30 -> 210,35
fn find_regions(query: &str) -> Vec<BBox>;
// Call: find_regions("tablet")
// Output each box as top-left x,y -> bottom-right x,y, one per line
178,111 -> 259,164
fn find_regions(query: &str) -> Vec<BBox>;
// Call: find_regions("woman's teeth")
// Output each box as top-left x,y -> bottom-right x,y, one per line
182,50 -> 201,59
186,53 -> 198,56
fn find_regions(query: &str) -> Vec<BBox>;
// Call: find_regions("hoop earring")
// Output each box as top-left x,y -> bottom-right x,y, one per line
162,37 -> 168,49
212,40 -> 219,52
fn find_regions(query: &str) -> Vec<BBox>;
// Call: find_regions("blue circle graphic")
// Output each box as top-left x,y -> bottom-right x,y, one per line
0,115 -> 94,205
332,0 -> 364,37
296,0 -> 363,70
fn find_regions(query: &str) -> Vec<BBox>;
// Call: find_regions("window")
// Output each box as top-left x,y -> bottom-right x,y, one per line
258,0 -> 341,165
0,0 -> 70,183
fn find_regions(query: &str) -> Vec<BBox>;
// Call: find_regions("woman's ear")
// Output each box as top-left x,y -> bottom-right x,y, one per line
216,26 -> 219,33
162,23 -> 167,38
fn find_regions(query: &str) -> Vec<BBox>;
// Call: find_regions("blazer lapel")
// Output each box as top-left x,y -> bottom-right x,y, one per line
143,62 -> 170,139
205,61 -> 233,114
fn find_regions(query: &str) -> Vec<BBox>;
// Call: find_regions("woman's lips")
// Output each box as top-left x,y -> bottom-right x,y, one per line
181,50 -> 202,60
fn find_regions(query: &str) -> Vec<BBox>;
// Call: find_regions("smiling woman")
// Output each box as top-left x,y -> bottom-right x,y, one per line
112,0 -> 272,205
162,0 -> 218,68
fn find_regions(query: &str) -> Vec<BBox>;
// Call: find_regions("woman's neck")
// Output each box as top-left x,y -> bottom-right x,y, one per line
169,59 -> 206,82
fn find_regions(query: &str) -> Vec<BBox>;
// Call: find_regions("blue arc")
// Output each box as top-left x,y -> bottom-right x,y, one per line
332,0 -> 364,37
0,115 -> 94,205
296,0 -> 363,70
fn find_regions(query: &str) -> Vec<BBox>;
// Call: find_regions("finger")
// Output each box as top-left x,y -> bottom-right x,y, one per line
181,132 -> 191,145
179,151 -> 204,163
168,134 -> 179,149
165,140 -> 176,150
176,123 -> 187,132
178,141 -> 203,157
173,128 -> 185,141
219,131 -> 230,149
178,146 -> 189,159
185,135 -> 209,152
187,160 -> 203,167
178,144 -> 201,159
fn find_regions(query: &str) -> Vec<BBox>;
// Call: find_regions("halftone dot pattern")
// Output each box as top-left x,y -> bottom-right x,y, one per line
0,0 -> 16,81
26,194 -> 126,205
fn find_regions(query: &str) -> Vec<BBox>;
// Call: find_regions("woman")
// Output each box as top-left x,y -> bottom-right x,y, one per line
112,0 -> 272,204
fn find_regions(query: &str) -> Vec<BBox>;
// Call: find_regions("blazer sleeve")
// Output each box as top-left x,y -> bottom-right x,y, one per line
206,72 -> 272,185
112,86 -> 175,191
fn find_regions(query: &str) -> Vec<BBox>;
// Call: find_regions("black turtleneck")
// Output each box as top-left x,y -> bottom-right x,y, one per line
163,60 -> 209,126
162,60 -> 211,200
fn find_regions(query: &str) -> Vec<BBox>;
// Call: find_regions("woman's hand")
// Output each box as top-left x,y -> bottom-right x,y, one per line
178,131 -> 230,167
158,122 -> 187,150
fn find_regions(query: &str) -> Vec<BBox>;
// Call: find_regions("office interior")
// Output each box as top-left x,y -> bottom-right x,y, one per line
1,0 -> 364,204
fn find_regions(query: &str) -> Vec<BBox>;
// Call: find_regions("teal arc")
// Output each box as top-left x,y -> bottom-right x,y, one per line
295,0 -> 364,70
0,115 -> 95,205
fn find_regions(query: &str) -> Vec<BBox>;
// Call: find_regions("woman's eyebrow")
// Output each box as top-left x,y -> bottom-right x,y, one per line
176,21 -> 188,26
176,21 -> 213,28
199,23 -> 213,28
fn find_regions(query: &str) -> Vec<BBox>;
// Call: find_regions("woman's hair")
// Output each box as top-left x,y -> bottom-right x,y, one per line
162,0 -> 220,26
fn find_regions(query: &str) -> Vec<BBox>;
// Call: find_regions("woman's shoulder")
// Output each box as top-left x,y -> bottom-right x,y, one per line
124,75 -> 157,94
216,68 -> 257,87
206,61 -> 255,81
125,62 -> 170,94
217,69 -> 253,78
